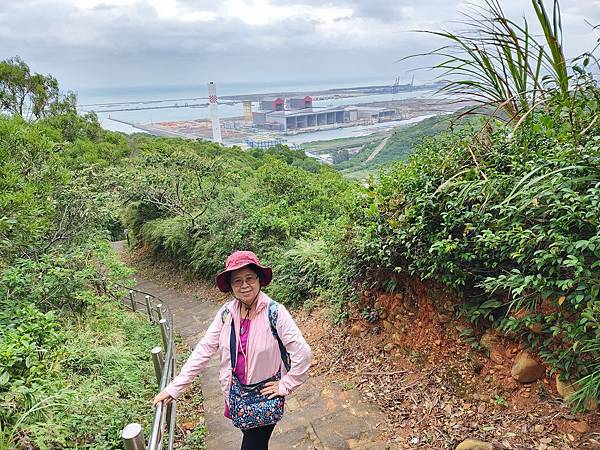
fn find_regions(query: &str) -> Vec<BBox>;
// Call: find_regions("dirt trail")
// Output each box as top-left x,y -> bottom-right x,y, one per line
116,243 -> 599,450
115,242 -> 389,450
364,132 -> 392,163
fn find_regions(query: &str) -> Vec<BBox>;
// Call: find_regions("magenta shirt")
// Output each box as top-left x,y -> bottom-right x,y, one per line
224,318 -> 251,418
235,318 -> 251,383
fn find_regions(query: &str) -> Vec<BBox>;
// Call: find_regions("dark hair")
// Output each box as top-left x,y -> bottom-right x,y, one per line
226,264 -> 263,287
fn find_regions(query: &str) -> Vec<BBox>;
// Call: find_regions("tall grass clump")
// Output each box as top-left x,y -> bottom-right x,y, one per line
406,0 -> 593,129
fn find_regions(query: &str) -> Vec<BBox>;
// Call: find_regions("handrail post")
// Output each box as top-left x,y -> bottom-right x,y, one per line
155,303 -> 164,321
148,402 -> 165,450
166,351 -> 177,437
145,295 -> 153,322
167,399 -> 176,448
151,347 -> 164,387
159,319 -> 169,352
171,345 -> 176,378
121,423 -> 146,450
118,285 -> 178,450
129,290 -> 136,312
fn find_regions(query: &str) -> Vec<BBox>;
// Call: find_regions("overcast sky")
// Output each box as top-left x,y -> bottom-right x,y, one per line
1,0 -> 599,95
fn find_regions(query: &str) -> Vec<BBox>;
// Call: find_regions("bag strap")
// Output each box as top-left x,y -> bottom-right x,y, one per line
268,300 -> 291,372
223,300 -> 291,372
229,320 -> 236,370
221,307 -> 237,370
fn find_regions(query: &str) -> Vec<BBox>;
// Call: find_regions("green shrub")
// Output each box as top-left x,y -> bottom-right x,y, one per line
0,104 -> 157,447
123,142 -> 355,303
0,303 -> 63,388
348,118 -> 599,408
0,301 -> 159,449
268,239 -> 328,307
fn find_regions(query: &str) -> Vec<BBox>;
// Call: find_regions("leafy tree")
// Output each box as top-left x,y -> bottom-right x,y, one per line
0,56 -> 75,121
126,149 -> 224,231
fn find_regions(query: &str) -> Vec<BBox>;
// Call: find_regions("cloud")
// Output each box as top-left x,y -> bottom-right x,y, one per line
0,0 -> 598,92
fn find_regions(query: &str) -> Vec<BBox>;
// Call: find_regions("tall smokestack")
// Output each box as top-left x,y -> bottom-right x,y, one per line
208,81 -> 222,144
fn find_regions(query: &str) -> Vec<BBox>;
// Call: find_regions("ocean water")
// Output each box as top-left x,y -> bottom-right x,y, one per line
76,79 -> 437,134
77,77 -> 403,104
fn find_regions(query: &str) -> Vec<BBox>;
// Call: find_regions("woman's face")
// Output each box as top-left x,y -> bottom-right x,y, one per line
230,266 -> 261,306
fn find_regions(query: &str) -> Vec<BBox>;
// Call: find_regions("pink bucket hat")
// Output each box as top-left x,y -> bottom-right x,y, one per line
216,250 -> 273,292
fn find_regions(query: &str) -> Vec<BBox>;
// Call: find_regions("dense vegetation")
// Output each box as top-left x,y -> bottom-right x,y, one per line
0,98 -> 159,447
122,138 -> 353,290
123,98 -> 599,411
1,1 -> 598,447
123,0 -> 599,412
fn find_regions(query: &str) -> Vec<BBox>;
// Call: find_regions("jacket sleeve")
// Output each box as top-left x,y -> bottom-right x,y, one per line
276,304 -> 312,396
164,306 -> 225,399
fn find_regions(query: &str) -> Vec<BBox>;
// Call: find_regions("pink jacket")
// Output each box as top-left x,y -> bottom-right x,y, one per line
164,292 -> 312,405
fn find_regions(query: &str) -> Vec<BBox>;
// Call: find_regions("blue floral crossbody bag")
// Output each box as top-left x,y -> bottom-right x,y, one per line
223,300 -> 291,430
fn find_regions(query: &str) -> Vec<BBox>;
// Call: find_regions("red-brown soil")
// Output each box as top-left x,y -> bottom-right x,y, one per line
296,275 -> 599,449
122,247 -> 599,449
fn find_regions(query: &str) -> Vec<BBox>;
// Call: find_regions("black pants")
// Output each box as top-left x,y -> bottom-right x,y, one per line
240,424 -> 275,450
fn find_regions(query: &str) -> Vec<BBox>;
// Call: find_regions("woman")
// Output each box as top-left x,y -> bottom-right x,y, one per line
153,250 -> 312,449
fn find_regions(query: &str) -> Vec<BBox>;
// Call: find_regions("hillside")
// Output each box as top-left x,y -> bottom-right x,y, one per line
3,93 -> 598,448
302,113 -> 458,180
2,2 -> 600,446
0,112 -> 161,447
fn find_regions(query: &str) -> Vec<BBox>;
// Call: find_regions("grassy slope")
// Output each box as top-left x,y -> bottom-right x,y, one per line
302,132 -> 389,155
336,114 -> 456,179
371,114 -> 455,165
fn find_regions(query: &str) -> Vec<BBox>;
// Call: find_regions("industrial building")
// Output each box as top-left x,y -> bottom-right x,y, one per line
352,106 -> 395,121
287,96 -> 313,109
252,94 -> 395,132
259,97 -> 285,111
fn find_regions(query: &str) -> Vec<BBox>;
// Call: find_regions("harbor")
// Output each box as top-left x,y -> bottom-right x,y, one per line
103,88 -> 460,148
79,80 -> 456,138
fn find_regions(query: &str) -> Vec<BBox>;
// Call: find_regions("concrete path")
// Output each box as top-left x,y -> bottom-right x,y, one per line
116,243 -> 388,449
364,133 -> 392,164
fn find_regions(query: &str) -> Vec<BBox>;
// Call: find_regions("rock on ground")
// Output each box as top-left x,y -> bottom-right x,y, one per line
511,351 -> 545,383
455,438 -> 493,450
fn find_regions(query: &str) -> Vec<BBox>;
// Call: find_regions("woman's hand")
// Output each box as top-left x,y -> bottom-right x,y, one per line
152,390 -> 174,407
260,381 -> 282,399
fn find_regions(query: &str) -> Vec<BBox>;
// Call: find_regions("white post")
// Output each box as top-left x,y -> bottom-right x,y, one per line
159,319 -> 169,351
208,81 -> 222,144
122,423 -> 146,450
151,347 -> 164,387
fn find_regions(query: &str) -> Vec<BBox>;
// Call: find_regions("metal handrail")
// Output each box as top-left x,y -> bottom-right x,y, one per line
114,283 -> 178,450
